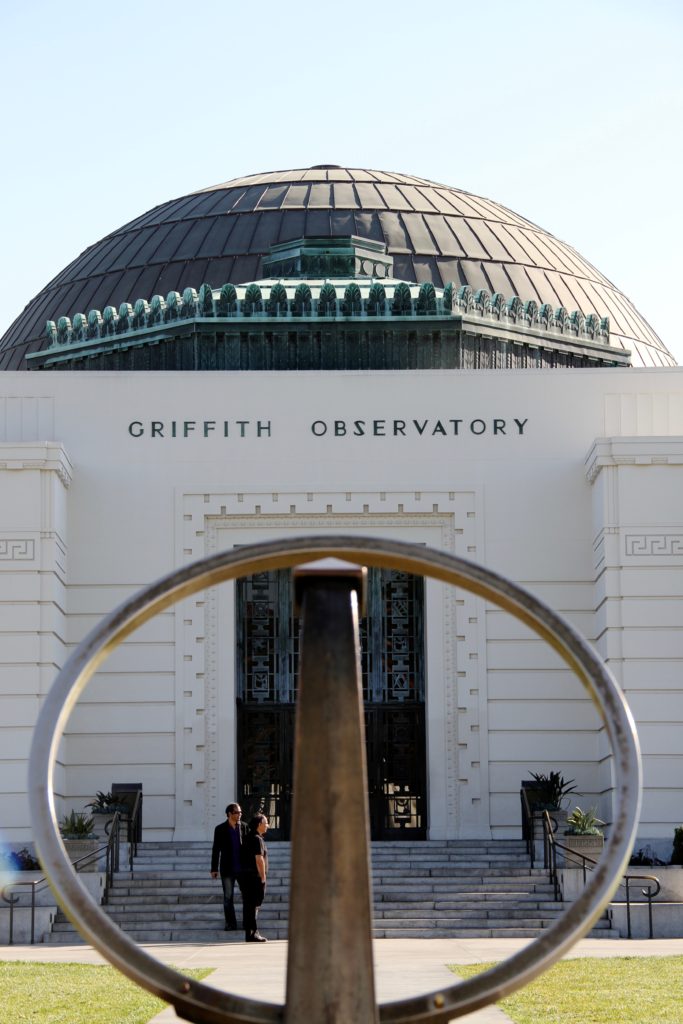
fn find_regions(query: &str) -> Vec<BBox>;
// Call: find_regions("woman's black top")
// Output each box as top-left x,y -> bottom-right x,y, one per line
244,832 -> 267,877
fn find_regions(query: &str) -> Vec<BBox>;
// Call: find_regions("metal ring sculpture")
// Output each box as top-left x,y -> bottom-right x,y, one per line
29,536 -> 641,1023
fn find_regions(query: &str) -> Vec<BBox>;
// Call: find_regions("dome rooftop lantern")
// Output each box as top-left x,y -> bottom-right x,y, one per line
262,236 -> 394,280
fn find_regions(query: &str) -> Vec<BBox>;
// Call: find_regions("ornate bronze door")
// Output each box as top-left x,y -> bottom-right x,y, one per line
236,567 -> 426,840
364,705 -> 426,839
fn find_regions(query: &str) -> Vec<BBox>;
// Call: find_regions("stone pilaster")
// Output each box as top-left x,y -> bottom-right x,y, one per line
0,443 -> 72,841
585,436 -> 683,844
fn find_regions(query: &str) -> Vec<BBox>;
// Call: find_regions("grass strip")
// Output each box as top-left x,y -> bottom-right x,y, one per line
450,956 -> 683,1024
0,961 -> 213,1024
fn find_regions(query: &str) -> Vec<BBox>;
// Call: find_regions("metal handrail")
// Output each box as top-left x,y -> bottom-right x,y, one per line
103,811 -> 121,897
127,791 -> 142,867
520,788 -> 535,867
1,812 -> 124,944
541,810 -> 661,938
520,792 -> 563,871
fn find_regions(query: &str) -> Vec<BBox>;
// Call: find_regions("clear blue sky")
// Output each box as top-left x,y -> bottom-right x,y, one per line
1,0 -> 681,362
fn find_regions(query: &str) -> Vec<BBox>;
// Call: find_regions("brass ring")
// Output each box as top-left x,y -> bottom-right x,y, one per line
29,535 -> 641,1023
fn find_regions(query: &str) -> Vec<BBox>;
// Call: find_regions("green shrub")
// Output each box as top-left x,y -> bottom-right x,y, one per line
59,810 -> 96,838
85,791 -> 128,813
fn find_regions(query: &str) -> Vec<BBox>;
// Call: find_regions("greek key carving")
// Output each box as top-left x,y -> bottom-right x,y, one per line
625,533 -> 683,557
0,538 -> 35,560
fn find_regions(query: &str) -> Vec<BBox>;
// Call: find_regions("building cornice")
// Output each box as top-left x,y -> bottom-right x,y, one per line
585,436 -> 683,484
0,442 -> 73,488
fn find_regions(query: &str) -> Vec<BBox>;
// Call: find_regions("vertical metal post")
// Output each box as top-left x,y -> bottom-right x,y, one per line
625,878 -> 632,939
285,562 -> 377,1024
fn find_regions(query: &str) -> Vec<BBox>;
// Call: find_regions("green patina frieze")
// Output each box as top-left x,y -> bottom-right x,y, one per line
29,236 -> 627,372
37,277 -> 612,358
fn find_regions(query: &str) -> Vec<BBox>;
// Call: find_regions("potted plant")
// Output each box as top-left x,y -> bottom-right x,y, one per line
523,771 -> 577,851
0,847 -> 41,871
59,811 -> 99,871
526,771 -> 577,811
561,805 -> 605,864
85,791 -> 128,839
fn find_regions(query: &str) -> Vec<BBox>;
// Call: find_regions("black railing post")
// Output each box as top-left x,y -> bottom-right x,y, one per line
625,877 -> 632,939
520,789 -> 535,868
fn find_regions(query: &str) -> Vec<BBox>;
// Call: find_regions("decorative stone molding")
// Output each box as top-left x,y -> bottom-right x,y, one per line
585,437 -> 683,485
624,532 -> 683,560
0,538 -> 35,560
173,489 -> 484,839
0,443 -> 72,489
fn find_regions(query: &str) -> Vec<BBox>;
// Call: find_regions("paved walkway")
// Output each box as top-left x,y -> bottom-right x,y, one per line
2,937 -> 683,1023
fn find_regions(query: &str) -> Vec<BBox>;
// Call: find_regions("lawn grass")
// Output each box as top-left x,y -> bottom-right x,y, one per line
451,956 -> 683,1024
0,962 -> 213,1024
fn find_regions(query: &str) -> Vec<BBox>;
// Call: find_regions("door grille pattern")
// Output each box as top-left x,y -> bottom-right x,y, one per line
236,568 -> 426,839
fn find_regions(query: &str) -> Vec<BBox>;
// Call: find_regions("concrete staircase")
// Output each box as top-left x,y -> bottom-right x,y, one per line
45,839 -> 619,942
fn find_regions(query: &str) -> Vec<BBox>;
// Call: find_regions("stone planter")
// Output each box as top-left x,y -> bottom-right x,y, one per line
62,838 -> 99,872
559,833 -> 604,867
90,811 -> 118,840
531,808 -> 568,863
536,807 -> 569,835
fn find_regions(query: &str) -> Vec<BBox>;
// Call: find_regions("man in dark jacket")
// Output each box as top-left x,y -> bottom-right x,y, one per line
210,803 -> 247,930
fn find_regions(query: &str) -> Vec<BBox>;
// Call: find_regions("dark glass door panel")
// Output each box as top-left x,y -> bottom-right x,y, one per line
235,567 -> 427,840
366,705 -> 426,839
236,703 -> 294,840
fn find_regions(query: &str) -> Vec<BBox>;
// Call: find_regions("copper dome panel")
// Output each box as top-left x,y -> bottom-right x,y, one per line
0,166 -> 674,369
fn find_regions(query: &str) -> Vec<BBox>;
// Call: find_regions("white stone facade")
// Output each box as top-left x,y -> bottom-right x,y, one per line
0,368 -> 681,857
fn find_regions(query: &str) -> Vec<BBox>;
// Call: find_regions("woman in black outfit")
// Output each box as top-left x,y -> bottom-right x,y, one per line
243,813 -> 269,942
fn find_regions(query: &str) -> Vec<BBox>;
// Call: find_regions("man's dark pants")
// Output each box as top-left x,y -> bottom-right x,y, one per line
220,873 -> 243,929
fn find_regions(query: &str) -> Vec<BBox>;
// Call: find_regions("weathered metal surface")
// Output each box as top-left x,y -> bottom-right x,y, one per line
235,566 -> 426,841
29,317 -> 625,371
29,535 -> 642,1023
286,570 -> 377,1024
2,166 -> 670,370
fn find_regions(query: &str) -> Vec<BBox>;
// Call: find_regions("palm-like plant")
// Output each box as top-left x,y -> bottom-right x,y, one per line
528,770 -> 577,810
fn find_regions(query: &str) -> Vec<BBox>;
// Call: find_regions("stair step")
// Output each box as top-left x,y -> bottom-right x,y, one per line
43,839 -> 616,942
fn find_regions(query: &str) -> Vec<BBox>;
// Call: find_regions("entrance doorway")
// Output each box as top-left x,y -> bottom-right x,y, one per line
235,567 -> 427,839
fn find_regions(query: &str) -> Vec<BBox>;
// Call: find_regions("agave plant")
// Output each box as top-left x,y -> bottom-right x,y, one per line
59,810 -> 96,839
565,805 -> 605,836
